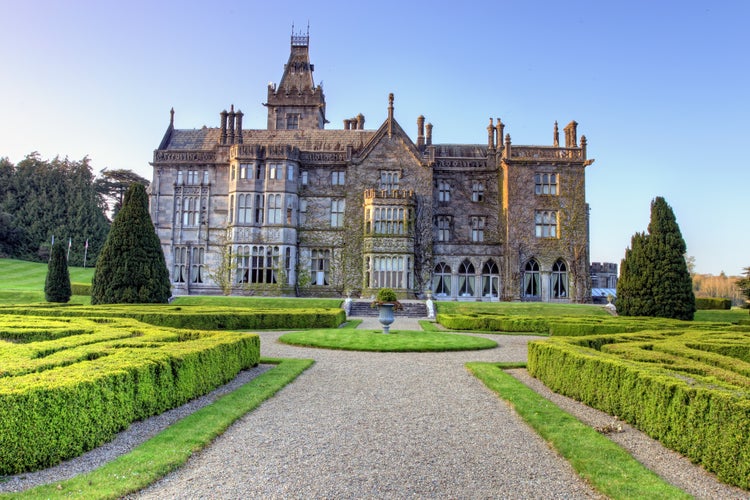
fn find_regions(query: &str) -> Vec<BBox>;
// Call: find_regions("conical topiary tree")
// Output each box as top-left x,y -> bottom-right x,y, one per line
646,196 -> 695,320
91,183 -> 171,304
617,197 -> 694,320
45,242 -> 71,303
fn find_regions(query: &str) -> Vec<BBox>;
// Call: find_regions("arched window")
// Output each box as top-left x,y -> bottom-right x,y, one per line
481,260 -> 499,298
551,259 -> 568,298
433,262 -> 451,297
458,260 -> 475,297
523,259 -> 540,298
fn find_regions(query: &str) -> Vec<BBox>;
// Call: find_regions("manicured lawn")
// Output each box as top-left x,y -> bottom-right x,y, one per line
435,300 -> 610,317
694,308 -> 749,323
172,295 -> 342,309
467,362 -> 690,500
0,258 -> 94,291
279,327 -> 497,352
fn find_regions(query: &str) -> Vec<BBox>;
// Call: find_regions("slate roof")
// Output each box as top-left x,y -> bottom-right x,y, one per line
164,128 -> 376,152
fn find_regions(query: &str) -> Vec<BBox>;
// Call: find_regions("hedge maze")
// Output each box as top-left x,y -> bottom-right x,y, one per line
0,313 -> 260,475
528,328 -> 750,489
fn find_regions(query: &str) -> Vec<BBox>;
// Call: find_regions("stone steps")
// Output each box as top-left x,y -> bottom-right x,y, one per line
348,300 -> 428,318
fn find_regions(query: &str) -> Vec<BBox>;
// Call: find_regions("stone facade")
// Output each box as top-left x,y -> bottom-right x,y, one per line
149,31 -> 595,302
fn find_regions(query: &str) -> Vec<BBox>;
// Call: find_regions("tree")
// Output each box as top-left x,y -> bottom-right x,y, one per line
617,197 -> 695,320
94,168 -> 150,217
91,183 -> 171,304
45,242 -> 71,303
736,267 -> 750,311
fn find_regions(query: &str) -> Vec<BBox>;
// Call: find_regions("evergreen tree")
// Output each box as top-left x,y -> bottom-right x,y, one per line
45,242 -> 71,303
617,197 -> 695,320
647,197 -> 695,320
91,183 -> 171,304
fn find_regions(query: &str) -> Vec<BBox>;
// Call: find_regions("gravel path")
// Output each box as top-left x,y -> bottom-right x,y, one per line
133,327 -> 601,499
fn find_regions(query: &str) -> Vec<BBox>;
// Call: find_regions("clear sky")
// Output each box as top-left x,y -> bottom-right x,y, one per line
2,0 -> 748,276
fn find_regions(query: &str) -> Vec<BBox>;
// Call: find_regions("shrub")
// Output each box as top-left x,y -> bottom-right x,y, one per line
44,243 -> 71,303
695,297 -> 732,310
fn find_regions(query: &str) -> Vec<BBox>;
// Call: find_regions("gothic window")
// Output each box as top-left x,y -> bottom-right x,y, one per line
433,262 -> 451,297
438,180 -> 451,202
286,196 -> 295,224
372,255 -> 409,289
255,194 -> 264,223
237,194 -> 252,224
285,247 -> 292,280
482,260 -> 499,298
287,164 -> 295,181
437,215 -> 451,242
203,170 -> 209,184
535,173 -> 558,195
458,260 -> 475,297
471,181 -> 484,202
187,170 -> 200,185
380,170 -> 400,192
311,249 -> 331,286
551,259 -> 568,298
268,163 -> 281,180
238,245 -> 279,284
191,247 -> 204,283
331,171 -> 345,185
176,170 -> 183,185
471,216 -> 485,242
372,207 -> 405,234
267,194 -> 282,224
523,259 -> 541,298
535,211 -> 558,238
286,113 -> 300,129
331,199 -> 345,227
301,170 -> 308,185
173,246 -> 187,283
182,197 -> 199,226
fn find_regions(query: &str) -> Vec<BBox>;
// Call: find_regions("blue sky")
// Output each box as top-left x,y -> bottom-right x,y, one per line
2,0 -> 748,275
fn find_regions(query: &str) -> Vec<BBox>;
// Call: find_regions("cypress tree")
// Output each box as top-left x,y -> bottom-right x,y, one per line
647,197 -> 695,320
45,242 -> 71,303
617,197 -> 695,320
91,183 -> 171,304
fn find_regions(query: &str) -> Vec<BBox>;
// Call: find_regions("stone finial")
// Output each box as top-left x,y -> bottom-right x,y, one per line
581,135 -> 587,159
553,121 -> 559,147
388,93 -> 394,137
169,107 -> 175,127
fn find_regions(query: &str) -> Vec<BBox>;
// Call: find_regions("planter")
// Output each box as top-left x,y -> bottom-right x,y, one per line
378,303 -> 395,334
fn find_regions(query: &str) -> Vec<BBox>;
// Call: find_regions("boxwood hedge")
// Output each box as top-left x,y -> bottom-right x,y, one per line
527,330 -> 750,489
0,315 -> 260,475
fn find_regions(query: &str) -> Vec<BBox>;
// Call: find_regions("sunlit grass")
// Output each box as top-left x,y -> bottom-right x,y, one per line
466,362 -> 690,500
279,327 -> 497,352
435,300 -> 609,317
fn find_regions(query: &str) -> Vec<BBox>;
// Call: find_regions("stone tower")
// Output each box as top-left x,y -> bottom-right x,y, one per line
265,26 -> 327,130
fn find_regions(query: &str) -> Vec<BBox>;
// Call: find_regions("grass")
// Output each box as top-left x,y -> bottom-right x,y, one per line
436,300 -> 610,317
1,357 -> 313,500
171,295 -> 342,309
0,258 -> 94,291
279,326 -> 497,352
466,362 -> 691,500
694,308 -> 749,323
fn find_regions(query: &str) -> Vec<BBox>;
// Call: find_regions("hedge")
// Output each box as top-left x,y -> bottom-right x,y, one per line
0,304 -> 346,330
0,315 -> 260,475
695,297 -> 732,310
527,330 -> 750,489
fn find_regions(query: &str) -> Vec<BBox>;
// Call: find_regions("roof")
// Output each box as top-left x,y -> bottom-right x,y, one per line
164,128 -> 376,152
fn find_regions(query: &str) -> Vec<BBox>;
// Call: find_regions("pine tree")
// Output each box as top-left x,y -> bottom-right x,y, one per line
735,267 -> 750,312
45,242 -> 71,303
617,197 -> 695,320
91,183 -> 171,304
647,197 -> 695,320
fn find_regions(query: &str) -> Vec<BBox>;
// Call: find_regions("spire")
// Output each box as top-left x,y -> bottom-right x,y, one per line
553,121 -> 560,147
387,93 -> 394,138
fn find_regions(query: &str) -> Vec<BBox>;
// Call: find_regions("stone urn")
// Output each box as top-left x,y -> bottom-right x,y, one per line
378,303 -> 395,334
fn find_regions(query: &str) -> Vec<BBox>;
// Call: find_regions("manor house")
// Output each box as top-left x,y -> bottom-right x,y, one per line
149,31 -> 595,302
